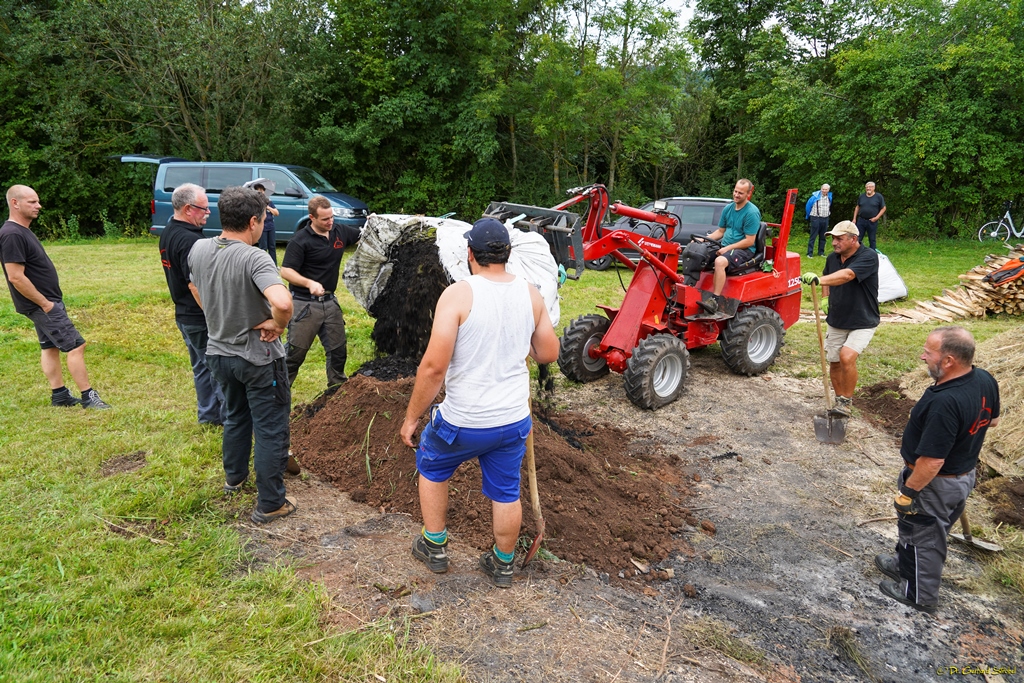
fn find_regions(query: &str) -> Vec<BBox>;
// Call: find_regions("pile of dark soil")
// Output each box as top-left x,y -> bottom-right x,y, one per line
367,235 -> 449,359
353,355 -> 419,381
291,375 -> 691,574
854,379 -> 915,439
976,476 -> 1024,528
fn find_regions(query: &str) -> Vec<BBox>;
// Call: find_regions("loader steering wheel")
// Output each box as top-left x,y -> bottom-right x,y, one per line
690,234 -> 721,248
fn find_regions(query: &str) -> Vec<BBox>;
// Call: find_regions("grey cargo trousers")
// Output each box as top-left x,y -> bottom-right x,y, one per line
285,297 -> 348,388
893,466 -> 975,607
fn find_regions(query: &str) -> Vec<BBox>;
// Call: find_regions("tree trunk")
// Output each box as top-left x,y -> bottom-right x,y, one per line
553,144 -> 560,196
510,116 -> 517,192
608,130 -> 620,194
583,141 -> 589,185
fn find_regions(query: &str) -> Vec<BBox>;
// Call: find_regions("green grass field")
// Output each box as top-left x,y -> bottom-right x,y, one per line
0,236 -> 1018,679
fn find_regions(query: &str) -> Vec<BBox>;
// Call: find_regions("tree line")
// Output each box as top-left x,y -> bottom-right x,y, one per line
1,0 -> 1021,238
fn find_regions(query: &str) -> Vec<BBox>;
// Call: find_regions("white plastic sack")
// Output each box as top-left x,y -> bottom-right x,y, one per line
436,220 -> 561,326
343,214 -> 437,311
876,251 -> 908,303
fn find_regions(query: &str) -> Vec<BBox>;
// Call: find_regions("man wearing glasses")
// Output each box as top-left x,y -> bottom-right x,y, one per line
800,221 -> 879,417
159,182 -> 224,425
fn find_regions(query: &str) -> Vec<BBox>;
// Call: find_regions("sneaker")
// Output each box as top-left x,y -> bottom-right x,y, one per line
250,499 -> 296,524
878,579 -> 937,615
874,554 -> 900,581
51,389 -> 82,407
697,296 -> 719,314
224,476 -> 247,494
81,389 -> 111,410
830,395 -> 852,418
479,548 -> 514,588
412,535 -> 450,573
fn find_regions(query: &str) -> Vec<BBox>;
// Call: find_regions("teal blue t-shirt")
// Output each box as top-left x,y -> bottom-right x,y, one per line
718,202 -> 761,253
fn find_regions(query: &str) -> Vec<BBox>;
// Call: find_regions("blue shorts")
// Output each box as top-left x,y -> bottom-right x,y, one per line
415,407 -> 532,504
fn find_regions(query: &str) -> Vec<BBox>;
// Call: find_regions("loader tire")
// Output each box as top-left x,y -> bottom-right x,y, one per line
586,256 -> 613,271
623,335 -> 689,410
558,314 -> 611,383
719,306 -> 785,376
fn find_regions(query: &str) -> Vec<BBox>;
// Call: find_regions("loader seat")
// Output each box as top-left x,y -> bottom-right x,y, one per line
726,222 -> 769,276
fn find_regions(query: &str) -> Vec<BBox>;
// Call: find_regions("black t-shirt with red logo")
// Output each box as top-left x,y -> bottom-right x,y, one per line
0,220 -> 62,315
901,367 -> 1000,475
281,224 -> 357,297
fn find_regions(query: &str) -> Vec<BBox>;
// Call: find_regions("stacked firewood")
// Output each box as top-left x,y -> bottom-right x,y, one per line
893,243 -> 1024,322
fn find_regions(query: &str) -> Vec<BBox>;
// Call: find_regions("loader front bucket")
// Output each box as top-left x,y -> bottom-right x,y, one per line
483,202 -> 585,280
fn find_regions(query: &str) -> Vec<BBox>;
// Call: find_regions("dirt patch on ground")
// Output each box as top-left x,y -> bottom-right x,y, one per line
977,476 -> 1024,528
853,380 -> 915,441
99,450 -> 147,476
353,355 -> 419,381
290,375 -> 692,574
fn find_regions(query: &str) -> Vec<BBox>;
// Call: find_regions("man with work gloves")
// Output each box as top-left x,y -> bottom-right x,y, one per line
799,221 -> 879,417
875,327 -> 999,614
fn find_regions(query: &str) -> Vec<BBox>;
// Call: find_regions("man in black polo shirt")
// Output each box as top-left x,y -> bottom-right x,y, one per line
280,195 -> 360,389
800,220 -> 879,417
852,181 -> 886,250
159,182 -> 224,425
0,185 -> 111,409
874,327 -> 999,614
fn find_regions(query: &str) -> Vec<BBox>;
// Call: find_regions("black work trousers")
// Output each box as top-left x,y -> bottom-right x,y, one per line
286,297 -> 348,388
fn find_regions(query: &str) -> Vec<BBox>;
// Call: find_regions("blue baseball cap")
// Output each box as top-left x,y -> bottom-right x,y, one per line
464,218 -> 510,252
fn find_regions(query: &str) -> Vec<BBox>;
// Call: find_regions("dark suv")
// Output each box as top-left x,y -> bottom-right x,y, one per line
587,196 -> 731,270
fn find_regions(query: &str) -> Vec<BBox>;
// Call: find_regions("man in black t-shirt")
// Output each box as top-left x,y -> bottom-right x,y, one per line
159,182 -> 224,425
799,221 -> 878,417
852,181 -> 886,250
280,195 -> 360,389
874,327 -> 999,614
0,185 -> 110,409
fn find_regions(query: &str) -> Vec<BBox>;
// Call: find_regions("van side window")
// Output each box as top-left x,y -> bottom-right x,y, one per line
205,167 -> 253,194
258,168 -> 302,197
163,166 -> 203,192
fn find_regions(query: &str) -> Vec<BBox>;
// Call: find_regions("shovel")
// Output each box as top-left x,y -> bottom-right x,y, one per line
949,509 -> 1003,552
522,401 -> 546,566
811,285 -> 847,444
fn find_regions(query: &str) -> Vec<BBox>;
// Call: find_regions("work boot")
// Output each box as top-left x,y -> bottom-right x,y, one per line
830,395 -> 853,418
81,388 -> 112,410
412,535 -> 449,573
874,554 -> 899,581
51,388 -> 82,407
479,548 -> 514,588
224,476 -> 247,494
878,579 -> 937,615
250,499 -> 297,524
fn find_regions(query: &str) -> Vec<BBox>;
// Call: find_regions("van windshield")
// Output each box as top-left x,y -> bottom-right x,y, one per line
291,167 -> 337,193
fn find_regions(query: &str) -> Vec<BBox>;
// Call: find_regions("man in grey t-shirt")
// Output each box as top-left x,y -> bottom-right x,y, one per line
188,186 -> 296,524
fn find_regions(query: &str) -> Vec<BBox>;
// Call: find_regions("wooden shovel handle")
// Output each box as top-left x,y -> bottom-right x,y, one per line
811,285 -> 833,411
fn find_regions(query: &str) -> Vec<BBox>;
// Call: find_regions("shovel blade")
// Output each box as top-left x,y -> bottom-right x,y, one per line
813,414 -> 847,444
522,518 -> 545,566
949,532 -> 1003,552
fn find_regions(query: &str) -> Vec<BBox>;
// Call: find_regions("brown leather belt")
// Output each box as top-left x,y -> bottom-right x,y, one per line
904,461 -> 969,478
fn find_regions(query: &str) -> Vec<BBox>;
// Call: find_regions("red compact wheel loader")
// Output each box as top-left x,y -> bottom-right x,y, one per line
484,185 -> 803,409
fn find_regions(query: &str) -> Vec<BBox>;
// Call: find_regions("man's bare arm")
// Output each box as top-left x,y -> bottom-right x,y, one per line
401,283 -> 467,447
819,268 -> 856,288
264,283 -> 293,329
720,233 -> 755,254
188,282 -> 202,308
5,262 -> 54,311
528,286 -> 560,364
872,206 -> 887,221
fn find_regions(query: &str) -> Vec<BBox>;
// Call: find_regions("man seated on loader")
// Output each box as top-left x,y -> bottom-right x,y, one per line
681,179 -> 761,314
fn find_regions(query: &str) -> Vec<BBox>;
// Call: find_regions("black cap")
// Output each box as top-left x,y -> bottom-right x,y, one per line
464,218 -> 510,252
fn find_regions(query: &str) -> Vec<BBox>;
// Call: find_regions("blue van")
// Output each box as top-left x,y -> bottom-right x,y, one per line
119,156 -> 369,241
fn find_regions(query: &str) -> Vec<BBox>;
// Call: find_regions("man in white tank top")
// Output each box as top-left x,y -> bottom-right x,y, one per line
401,218 -> 560,587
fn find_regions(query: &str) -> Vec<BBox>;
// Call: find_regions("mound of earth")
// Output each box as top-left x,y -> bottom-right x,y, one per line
853,379 -> 915,440
290,375 -> 693,574
976,476 -> 1024,528
353,355 -> 419,381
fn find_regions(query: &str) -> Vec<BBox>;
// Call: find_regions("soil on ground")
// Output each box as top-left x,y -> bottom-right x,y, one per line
241,349 -> 1023,683
291,375 -> 694,574
353,355 -> 420,381
99,450 -> 147,476
977,476 -> 1024,528
852,380 -> 915,441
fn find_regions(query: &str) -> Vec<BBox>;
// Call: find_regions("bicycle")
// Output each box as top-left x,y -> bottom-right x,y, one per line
977,200 -> 1024,242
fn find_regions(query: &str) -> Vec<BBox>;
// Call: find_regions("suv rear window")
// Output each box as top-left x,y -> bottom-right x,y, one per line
204,167 -> 253,194
163,166 -> 202,192
679,205 -> 717,224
